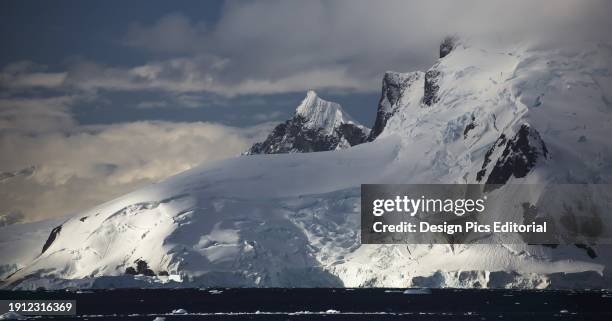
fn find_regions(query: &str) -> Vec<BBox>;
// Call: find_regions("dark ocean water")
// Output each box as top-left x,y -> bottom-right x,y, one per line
2,288 -> 612,320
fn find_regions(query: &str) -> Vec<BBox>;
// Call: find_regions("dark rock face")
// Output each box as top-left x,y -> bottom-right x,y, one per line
369,72 -> 422,141
337,123 -> 368,146
135,259 -> 156,276
125,267 -> 137,275
125,260 -> 155,276
247,116 -> 367,154
476,134 -> 507,182
42,225 -> 62,254
422,37 -> 457,106
423,68 -> 441,106
369,73 -> 409,140
463,115 -> 477,139
463,123 -> 476,139
440,36 -> 458,58
575,244 -> 597,259
483,124 -> 549,186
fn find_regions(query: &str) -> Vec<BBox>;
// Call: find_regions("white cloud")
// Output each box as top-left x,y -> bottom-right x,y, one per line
0,96 -> 76,132
0,211 -> 24,227
0,95 -> 273,222
10,56 -> 368,97
0,61 -> 66,90
225,68 -> 374,95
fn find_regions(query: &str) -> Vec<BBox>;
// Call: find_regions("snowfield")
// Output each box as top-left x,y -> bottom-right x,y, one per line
2,38 -> 612,289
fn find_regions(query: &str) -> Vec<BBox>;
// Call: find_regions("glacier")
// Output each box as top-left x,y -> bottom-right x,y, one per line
2,38 -> 612,289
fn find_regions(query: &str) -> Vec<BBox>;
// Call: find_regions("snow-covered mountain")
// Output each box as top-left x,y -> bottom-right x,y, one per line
3,37 -> 612,289
246,90 -> 369,154
0,217 -> 64,281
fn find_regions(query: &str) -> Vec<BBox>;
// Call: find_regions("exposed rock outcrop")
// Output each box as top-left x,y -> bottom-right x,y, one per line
368,71 -> 423,141
246,91 -> 369,154
481,124 -> 549,187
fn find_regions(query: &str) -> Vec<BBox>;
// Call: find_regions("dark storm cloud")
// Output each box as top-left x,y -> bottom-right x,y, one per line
3,1 -> 610,96
110,0 -> 612,95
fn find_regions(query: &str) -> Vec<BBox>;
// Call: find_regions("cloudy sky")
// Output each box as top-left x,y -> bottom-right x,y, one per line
1,0 -> 611,224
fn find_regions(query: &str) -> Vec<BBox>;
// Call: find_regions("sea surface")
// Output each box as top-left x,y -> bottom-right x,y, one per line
1,288 -> 612,320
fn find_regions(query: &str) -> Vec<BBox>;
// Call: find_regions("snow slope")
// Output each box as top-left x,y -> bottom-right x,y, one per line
0,217 -> 64,281
3,39 -> 612,289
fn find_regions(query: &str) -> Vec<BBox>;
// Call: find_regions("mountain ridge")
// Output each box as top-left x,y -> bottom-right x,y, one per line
3,37 -> 612,289
246,90 -> 369,154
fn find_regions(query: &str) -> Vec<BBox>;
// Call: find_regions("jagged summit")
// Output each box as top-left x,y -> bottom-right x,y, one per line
368,71 -> 424,141
295,90 -> 361,135
246,91 -> 369,154
439,35 -> 459,58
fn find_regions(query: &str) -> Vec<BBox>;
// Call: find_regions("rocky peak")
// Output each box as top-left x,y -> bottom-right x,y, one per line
368,71 -> 423,141
422,36 -> 459,107
295,90 -> 359,136
439,35 -> 459,58
246,91 -> 369,155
